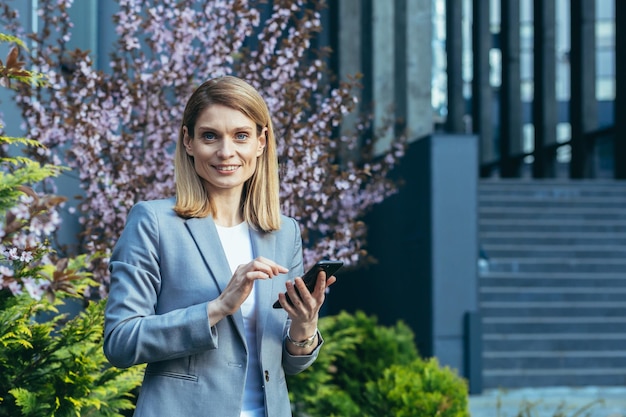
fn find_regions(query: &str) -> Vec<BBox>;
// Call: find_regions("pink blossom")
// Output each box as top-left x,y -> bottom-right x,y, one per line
22,277 -> 49,300
7,280 -> 22,296
3,0 -> 407,286
0,265 -> 14,278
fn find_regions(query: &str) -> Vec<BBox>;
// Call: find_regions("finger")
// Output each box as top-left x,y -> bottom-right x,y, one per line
253,257 -> 288,277
294,276 -> 311,296
277,292 -> 293,311
313,271 -> 327,293
250,270 -> 271,280
285,279 -> 307,308
326,275 -> 337,287
295,276 -> 323,309
307,271 -> 328,300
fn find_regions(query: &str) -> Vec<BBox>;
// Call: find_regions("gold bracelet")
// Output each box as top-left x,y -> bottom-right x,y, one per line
287,328 -> 318,348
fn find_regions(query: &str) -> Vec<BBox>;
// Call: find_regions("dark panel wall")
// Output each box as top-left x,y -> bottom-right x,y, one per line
327,135 -> 479,387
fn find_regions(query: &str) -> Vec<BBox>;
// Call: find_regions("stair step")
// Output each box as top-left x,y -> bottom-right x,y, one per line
480,271 -> 626,279
480,231 -> 626,245
486,258 -> 626,273
481,278 -> 626,289
484,333 -> 626,352
478,179 -> 626,388
483,355 -> 626,371
483,317 -> 626,334
481,286 -> 626,293
479,194 -> 626,205
481,218 -> 626,225
479,206 -> 626,221
484,332 -> 626,341
483,368 -> 626,388
480,195 -> 626,203
480,302 -> 626,318
481,244 -> 626,258
483,368 -> 626,377
479,182 -> 626,198
480,179 -> 626,188
484,350 -> 626,358
480,287 -> 626,303
481,223 -> 626,233
482,369 -> 626,389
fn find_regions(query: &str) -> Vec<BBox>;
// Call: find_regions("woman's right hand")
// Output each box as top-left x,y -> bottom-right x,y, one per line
207,257 -> 288,323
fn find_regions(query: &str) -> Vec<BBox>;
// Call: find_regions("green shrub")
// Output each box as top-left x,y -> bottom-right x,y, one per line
289,310 -> 419,416
364,357 -> 469,417
0,292 -> 144,417
288,310 -> 470,417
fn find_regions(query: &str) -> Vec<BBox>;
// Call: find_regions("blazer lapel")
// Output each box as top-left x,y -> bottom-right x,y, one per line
184,216 -> 232,291
184,216 -> 247,345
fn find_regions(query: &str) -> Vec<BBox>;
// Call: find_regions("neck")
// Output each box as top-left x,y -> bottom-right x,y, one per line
212,196 -> 244,227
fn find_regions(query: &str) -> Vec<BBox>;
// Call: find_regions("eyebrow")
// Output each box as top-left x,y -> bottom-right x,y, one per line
196,125 -> 255,132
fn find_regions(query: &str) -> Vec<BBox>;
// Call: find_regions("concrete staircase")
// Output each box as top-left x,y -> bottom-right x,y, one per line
478,179 -> 626,389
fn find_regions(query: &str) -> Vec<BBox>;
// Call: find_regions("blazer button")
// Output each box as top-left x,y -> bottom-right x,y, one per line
264,370 -> 270,382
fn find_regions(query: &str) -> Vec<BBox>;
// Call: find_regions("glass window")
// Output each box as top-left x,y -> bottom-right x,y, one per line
555,0 -> 570,101
489,48 -> 501,87
556,63 -> 570,101
597,50 -> 614,77
596,21 -> 615,48
596,0 -> 614,20
521,80 -> 534,102
523,123 -> 534,154
556,122 -> 571,144
597,79 -> 615,101
432,0 -> 447,118
556,144 -> 571,163
490,0 -> 500,31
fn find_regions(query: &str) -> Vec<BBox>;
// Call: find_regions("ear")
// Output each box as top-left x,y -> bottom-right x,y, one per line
256,127 -> 267,157
182,126 -> 193,155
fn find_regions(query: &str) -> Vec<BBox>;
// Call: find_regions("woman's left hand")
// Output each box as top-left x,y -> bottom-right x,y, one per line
279,270 -> 336,355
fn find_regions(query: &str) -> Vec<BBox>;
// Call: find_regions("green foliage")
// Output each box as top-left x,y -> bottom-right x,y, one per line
288,310 -> 469,417
0,292 -> 144,417
0,31 -> 144,416
0,33 -> 26,48
0,130 -> 66,216
364,357 -> 469,417
0,34 -> 56,212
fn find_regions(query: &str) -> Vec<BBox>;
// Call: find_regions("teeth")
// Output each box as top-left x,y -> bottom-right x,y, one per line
217,166 -> 238,171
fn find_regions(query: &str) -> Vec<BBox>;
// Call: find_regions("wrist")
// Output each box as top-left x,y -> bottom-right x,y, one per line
287,327 -> 318,348
207,299 -> 228,325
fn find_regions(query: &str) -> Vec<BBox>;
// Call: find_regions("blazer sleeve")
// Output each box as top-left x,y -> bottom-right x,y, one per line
103,202 -> 217,369
280,216 -> 324,375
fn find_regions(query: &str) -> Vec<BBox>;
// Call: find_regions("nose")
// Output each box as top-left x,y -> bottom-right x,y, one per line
217,138 -> 235,158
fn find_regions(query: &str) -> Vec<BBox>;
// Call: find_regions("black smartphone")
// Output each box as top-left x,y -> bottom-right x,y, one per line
272,260 -> 343,309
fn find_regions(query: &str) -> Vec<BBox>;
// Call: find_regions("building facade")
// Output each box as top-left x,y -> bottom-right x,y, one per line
1,0 -> 622,392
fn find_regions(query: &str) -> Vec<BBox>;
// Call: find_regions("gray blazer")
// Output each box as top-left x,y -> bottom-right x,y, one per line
103,198 -> 321,417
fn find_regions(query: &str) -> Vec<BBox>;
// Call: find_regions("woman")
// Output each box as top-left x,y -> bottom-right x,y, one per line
103,76 -> 336,417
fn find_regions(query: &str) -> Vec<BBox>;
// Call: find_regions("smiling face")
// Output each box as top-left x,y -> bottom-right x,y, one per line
183,104 -> 266,198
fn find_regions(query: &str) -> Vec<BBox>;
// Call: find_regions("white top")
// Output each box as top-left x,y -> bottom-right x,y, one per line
215,222 -> 264,417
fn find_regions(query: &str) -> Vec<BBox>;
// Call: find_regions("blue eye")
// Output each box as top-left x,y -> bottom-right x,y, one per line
235,133 -> 249,141
202,132 -> 216,141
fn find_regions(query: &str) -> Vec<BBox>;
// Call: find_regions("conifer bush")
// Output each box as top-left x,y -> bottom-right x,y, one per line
0,294 -> 144,417
0,33 -> 144,417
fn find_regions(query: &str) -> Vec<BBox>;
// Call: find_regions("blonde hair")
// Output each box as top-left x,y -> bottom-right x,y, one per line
174,76 -> 281,232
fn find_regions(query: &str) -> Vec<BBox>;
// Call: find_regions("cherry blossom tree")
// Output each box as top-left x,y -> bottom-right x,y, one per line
2,0 -> 406,293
